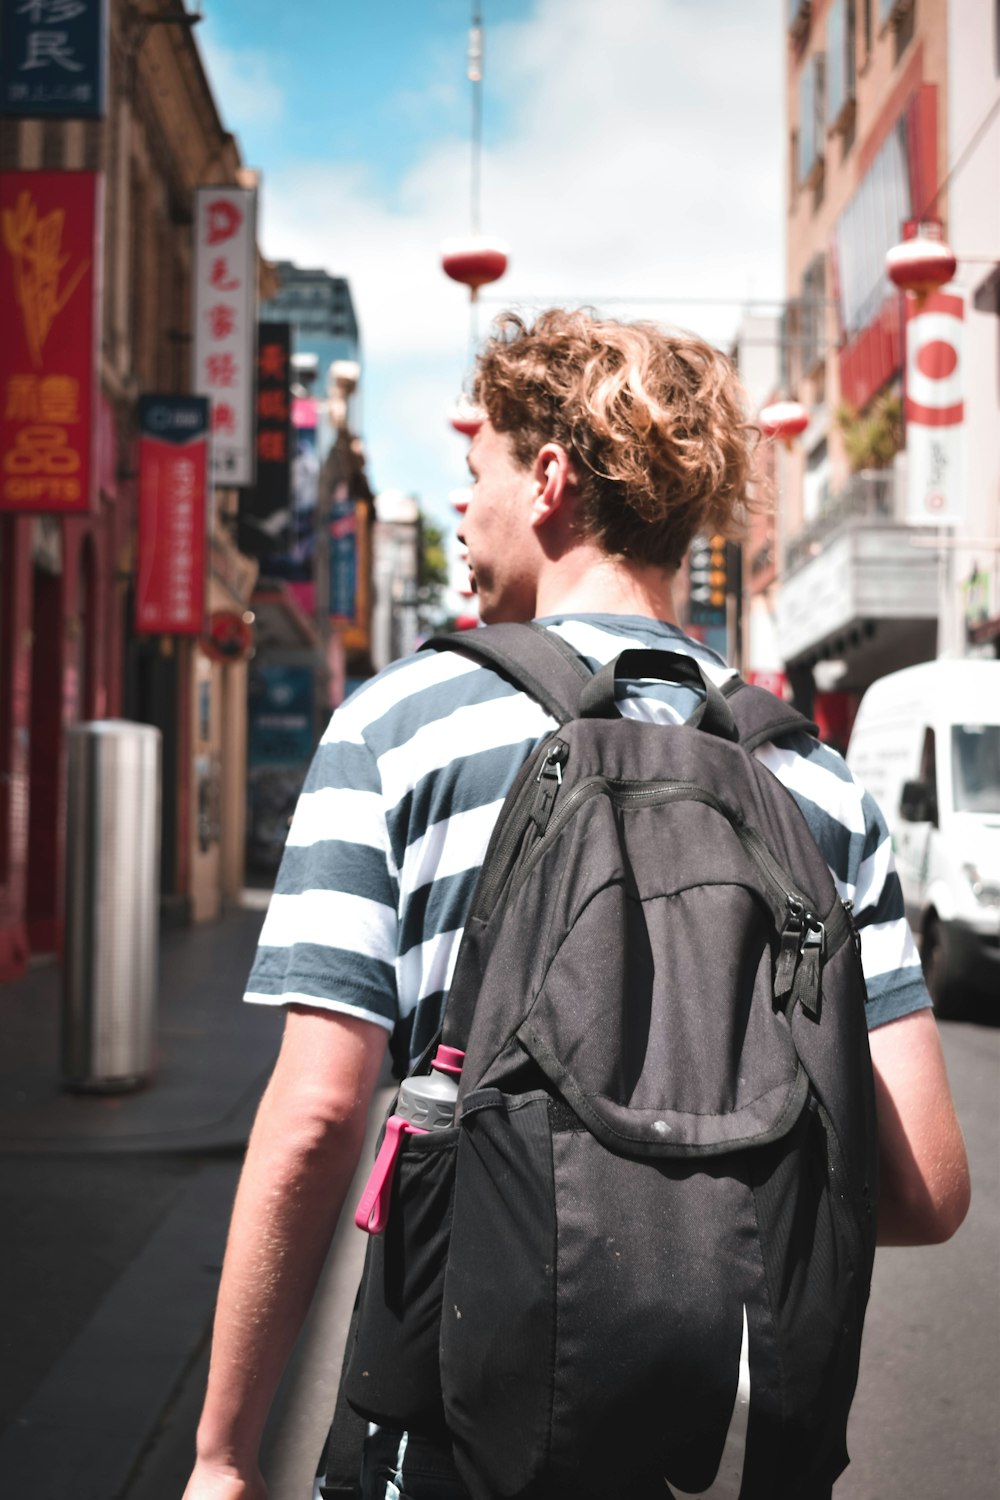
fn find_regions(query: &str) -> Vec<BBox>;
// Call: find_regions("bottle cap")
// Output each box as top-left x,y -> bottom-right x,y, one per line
431,1044 -> 465,1077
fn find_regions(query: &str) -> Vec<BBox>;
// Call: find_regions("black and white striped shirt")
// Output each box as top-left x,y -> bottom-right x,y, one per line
246,616 -> 930,1074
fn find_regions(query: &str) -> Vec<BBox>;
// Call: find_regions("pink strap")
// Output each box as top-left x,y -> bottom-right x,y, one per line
354,1115 -> 427,1234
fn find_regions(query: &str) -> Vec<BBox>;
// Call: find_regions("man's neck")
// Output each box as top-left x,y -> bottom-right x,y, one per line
533,548 -> 679,624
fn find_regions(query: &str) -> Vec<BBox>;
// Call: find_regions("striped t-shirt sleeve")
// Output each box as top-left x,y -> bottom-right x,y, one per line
755,732 -> 932,1029
245,701 -> 401,1035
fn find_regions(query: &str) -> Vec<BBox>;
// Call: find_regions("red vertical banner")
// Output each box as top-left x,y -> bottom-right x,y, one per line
135,396 -> 210,635
0,170 -> 101,513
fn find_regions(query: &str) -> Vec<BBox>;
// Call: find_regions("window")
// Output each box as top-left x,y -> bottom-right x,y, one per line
801,254 -> 827,373
827,0 -> 856,130
834,120 -> 911,336
788,0 -> 812,41
952,726 -> 1000,815
797,53 -> 826,184
804,439 -> 829,523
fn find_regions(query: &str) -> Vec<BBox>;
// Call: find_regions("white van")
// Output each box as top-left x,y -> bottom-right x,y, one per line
846,659 -> 1000,1012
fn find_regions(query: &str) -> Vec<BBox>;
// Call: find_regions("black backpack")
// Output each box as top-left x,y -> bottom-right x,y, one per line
333,624 -> 878,1500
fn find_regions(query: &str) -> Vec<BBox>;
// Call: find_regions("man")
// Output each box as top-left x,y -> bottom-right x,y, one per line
183,310 -> 970,1500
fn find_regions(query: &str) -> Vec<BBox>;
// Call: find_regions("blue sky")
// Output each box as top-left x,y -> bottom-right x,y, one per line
197,0 -> 786,562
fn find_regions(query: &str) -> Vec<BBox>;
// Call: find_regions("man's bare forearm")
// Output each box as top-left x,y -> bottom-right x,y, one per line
184,1010 -> 387,1495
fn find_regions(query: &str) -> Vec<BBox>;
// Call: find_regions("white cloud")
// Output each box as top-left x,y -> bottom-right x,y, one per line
222,0 -> 787,515
197,34 -> 287,132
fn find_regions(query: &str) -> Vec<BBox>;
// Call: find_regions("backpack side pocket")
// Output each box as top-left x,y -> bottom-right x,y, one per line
344,1126 -> 459,1431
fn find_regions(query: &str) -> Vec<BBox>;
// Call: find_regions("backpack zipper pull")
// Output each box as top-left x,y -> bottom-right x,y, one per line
531,741 -> 568,836
843,897 -> 863,959
792,918 -> 825,1020
774,897 -> 805,1000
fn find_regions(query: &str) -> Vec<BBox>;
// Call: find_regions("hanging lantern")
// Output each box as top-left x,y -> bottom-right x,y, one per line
453,612 -> 480,631
758,399 -> 809,447
886,221 -> 957,299
450,486 -> 472,515
441,235 -> 508,299
448,397 -> 485,437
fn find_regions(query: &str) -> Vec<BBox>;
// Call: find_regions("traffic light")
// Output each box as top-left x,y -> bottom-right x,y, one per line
688,533 -> 728,626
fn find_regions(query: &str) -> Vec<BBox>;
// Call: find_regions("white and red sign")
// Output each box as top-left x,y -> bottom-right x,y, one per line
192,185 -> 257,487
135,396 -> 209,635
905,289 -> 965,526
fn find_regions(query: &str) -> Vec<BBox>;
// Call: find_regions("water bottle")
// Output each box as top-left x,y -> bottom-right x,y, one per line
354,1044 -> 464,1234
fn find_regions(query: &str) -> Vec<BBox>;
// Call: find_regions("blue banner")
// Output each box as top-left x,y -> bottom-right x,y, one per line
1,0 -> 108,119
330,497 -> 357,622
248,664 -> 315,768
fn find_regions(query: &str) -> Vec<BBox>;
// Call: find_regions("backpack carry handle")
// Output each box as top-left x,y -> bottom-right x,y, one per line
579,649 -> 739,741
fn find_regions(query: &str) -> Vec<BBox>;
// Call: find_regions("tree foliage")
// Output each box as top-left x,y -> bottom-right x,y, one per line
418,512 -> 449,626
835,393 -> 904,472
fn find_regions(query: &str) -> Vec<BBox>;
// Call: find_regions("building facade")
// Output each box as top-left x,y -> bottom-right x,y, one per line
773,0 -> 998,731
0,0 -> 266,979
244,269 -> 375,870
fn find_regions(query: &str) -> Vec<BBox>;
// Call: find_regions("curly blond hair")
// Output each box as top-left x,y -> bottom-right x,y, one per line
472,309 -> 761,569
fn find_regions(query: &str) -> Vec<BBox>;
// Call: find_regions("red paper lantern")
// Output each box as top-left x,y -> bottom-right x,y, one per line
453,613 -> 480,631
450,486 -> 471,515
441,235 -> 508,299
449,398 -> 485,437
758,400 -> 809,446
886,222 -> 957,298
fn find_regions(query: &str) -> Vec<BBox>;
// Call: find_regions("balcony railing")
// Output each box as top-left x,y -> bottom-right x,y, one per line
784,469 -> 898,573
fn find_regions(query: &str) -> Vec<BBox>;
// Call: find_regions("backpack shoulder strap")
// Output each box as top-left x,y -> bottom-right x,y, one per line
721,676 -> 819,753
421,621 -> 590,725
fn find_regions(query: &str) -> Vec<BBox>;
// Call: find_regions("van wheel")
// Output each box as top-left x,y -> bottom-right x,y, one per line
921,916 -> 956,1018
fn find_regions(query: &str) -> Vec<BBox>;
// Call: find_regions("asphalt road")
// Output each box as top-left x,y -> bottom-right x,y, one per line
836,1016 -> 1000,1499
128,1017 -> 999,1500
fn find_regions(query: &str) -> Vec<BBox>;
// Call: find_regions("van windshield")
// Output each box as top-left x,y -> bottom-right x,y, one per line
952,725 -> 1000,814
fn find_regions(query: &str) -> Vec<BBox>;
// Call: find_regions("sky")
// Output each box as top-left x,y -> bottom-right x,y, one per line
196,0 -> 787,537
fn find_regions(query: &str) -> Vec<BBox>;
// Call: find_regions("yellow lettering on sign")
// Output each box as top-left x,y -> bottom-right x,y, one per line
1,192 -> 91,368
3,424 -> 80,476
5,374 -> 39,419
39,375 -> 81,422
3,476 -> 81,502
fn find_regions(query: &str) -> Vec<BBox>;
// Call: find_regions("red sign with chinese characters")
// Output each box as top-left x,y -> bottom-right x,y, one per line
192,185 -> 257,486
135,396 -> 209,635
0,169 -> 101,513
237,322 -> 292,560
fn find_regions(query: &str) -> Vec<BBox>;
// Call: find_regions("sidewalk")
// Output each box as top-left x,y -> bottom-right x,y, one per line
0,897 -> 283,1500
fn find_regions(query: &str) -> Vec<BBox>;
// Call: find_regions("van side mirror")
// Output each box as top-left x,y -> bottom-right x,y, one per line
900,779 -> 937,825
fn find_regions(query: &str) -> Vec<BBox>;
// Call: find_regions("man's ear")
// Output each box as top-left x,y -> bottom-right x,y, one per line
530,443 -> 577,528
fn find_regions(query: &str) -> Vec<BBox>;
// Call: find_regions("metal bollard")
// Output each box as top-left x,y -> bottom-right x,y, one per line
62,721 -> 162,1092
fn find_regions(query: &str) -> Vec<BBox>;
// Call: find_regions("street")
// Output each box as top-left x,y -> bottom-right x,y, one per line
837,1018 -> 1000,1498
0,957 -> 995,1500
257,1019 -> 1000,1500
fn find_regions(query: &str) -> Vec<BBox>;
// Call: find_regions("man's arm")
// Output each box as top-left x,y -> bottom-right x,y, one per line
868,1007 -> 971,1246
182,1005 -> 388,1500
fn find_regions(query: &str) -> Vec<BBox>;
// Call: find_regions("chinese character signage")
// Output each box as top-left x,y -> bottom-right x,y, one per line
238,322 -> 291,559
0,169 -> 100,512
192,185 -> 257,487
905,289 -> 965,526
0,0 -> 108,118
136,396 -> 209,635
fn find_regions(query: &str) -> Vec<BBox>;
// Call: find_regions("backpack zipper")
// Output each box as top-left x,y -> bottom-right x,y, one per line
504,772 -> 850,1014
470,737 -> 569,919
